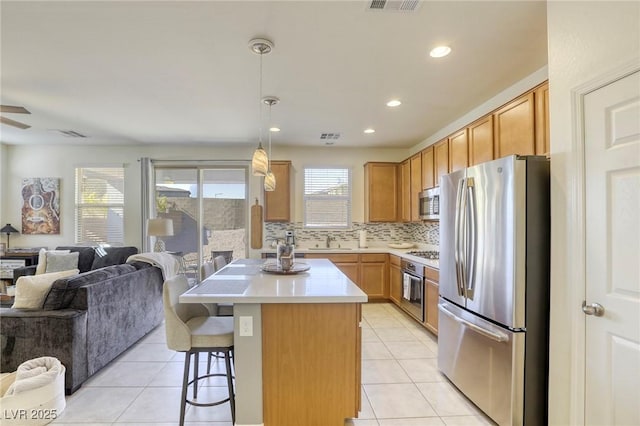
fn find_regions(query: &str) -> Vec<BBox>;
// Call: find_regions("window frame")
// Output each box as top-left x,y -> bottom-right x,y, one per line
302,166 -> 352,229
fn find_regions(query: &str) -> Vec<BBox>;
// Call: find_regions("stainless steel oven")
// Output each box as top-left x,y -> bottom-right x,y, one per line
400,259 -> 424,322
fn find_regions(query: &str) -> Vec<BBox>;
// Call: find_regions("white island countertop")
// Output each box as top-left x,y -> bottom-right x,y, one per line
179,258 -> 368,304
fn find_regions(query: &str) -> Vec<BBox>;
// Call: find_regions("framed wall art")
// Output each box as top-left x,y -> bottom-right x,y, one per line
21,177 -> 60,234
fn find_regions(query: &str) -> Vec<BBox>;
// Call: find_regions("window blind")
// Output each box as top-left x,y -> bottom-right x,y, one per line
75,167 -> 125,245
303,167 -> 351,228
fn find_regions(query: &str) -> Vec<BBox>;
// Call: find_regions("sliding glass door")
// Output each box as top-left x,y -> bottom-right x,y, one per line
151,162 -> 248,279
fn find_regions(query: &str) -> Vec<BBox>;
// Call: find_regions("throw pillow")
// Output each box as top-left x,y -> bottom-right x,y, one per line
45,252 -> 80,273
11,269 -> 80,309
35,248 -> 70,275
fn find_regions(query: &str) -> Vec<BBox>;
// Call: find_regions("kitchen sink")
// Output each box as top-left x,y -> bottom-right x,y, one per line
308,247 -> 352,250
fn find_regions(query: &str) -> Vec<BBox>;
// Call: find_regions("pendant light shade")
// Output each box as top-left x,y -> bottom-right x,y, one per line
252,143 -> 269,176
264,170 -> 276,191
263,96 -> 279,192
250,38 -> 273,177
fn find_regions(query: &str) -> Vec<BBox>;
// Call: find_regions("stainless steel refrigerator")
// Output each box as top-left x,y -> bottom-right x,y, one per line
438,155 -> 550,425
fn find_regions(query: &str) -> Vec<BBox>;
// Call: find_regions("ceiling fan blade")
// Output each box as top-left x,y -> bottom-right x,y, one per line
0,116 -> 31,129
0,105 -> 30,114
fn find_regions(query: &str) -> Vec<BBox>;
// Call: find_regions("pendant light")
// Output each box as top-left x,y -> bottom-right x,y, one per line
263,96 -> 279,191
249,38 -> 273,176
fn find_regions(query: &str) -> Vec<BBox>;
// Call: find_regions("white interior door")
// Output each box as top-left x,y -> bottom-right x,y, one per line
583,70 -> 640,425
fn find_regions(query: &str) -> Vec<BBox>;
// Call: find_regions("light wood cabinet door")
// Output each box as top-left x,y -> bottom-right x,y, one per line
400,160 -> 411,222
336,262 -> 359,286
448,129 -> 468,173
425,280 -> 439,335
424,266 -> 439,335
262,303 -> 361,425
360,261 -> 388,300
410,153 -> 422,222
421,146 -> 435,190
534,81 -> 550,156
468,115 -> 494,166
264,160 -> 291,222
364,162 -> 398,222
389,259 -> 402,305
494,92 -> 535,158
434,139 -> 449,187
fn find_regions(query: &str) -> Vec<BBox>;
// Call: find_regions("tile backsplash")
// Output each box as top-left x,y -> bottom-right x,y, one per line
265,222 -> 439,248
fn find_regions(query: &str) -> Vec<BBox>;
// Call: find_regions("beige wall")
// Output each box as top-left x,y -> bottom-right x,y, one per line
0,143 -> 406,250
0,144 -> 5,228
547,1 -> 640,424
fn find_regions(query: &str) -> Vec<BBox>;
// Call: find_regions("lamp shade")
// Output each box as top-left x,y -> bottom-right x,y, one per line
252,145 -> 269,176
1,223 -> 19,249
147,218 -> 174,237
264,170 -> 276,191
1,224 -> 19,234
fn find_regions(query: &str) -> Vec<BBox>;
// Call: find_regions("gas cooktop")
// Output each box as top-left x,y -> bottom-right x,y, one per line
406,250 -> 439,260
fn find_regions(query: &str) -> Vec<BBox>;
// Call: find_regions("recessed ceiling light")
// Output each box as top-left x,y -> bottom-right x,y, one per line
269,127 -> 280,132
386,99 -> 402,107
364,128 -> 376,134
430,46 -> 451,58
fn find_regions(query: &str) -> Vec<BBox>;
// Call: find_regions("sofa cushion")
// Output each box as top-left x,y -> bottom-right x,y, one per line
56,247 -> 97,273
12,269 -> 80,309
42,264 -> 138,311
91,247 -> 138,270
45,252 -> 80,273
35,248 -> 71,275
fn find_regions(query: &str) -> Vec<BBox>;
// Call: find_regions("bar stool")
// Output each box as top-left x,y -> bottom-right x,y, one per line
206,255 -> 234,373
162,275 -> 235,425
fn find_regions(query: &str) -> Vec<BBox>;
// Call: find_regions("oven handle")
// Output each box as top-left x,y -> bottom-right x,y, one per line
439,304 -> 507,343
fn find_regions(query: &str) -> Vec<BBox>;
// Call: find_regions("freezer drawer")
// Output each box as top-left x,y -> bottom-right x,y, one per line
438,300 -> 524,425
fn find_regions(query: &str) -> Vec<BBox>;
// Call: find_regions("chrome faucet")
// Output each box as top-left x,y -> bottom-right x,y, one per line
326,235 -> 335,248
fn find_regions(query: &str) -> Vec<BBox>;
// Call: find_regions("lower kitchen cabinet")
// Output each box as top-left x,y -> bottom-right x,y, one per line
389,255 -> 402,305
305,253 -> 388,300
262,303 -> 361,425
335,262 -> 359,286
360,254 -> 388,300
424,266 -> 439,335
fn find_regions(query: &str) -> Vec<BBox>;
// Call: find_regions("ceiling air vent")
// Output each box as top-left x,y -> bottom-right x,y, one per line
367,0 -> 420,12
320,133 -> 340,140
55,130 -> 87,138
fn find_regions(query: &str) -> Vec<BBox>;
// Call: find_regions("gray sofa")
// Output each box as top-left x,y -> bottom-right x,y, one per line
0,247 -> 165,394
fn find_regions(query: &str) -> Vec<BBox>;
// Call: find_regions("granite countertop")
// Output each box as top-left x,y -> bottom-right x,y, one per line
180,258 -> 368,304
260,245 -> 440,269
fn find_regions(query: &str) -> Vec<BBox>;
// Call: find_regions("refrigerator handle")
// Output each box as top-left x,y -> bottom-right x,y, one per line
454,178 -> 466,296
466,178 -> 477,298
439,304 -> 508,343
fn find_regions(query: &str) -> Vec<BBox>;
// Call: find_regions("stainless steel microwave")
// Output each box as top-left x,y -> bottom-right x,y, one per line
419,187 -> 440,220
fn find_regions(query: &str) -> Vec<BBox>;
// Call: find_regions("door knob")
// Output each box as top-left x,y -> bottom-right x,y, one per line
582,301 -> 605,317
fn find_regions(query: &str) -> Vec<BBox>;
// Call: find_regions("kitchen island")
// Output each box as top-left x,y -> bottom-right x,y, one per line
180,258 -> 367,426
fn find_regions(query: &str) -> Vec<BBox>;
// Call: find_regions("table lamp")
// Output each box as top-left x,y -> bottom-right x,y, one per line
147,218 -> 173,252
1,224 -> 19,249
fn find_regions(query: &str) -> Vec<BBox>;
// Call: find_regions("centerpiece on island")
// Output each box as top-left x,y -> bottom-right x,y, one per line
261,242 -> 310,274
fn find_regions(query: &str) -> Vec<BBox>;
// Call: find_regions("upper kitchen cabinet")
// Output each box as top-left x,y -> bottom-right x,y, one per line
468,115 -> 494,166
493,92 -> 536,158
400,159 -> 411,222
434,139 -> 449,187
364,162 -> 398,222
534,81 -> 550,156
448,129 -> 469,173
421,146 -> 435,190
264,160 -> 291,222
410,153 -> 422,222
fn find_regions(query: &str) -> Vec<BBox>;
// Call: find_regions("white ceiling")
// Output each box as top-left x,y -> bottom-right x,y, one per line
0,1 -> 548,149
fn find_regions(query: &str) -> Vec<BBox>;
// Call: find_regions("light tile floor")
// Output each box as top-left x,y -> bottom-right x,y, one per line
50,302 -> 495,425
